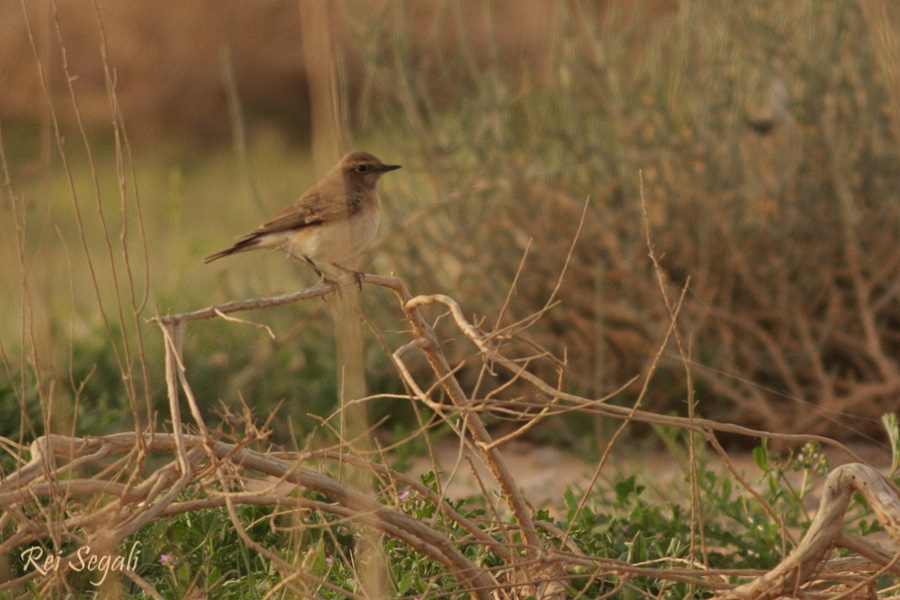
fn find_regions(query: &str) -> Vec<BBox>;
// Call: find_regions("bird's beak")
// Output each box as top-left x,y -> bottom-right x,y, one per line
379,164 -> 402,173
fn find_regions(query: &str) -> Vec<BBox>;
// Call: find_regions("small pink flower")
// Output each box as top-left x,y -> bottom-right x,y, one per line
398,490 -> 410,501
159,553 -> 174,564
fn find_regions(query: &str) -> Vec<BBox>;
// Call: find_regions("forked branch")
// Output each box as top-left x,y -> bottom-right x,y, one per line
3,275 -> 899,599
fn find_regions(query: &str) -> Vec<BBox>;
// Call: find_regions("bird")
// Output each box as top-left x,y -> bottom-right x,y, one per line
204,151 -> 400,284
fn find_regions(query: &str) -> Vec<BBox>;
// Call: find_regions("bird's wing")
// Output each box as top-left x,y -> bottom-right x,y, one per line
242,191 -> 362,238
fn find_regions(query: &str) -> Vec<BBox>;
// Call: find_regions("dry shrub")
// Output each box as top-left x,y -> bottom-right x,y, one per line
372,0 -> 900,441
4,1 -> 898,443
4,274 -> 900,598
6,2 -> 900,596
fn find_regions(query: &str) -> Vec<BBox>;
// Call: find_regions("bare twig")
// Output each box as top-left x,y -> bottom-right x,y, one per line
5,275 -> 899,599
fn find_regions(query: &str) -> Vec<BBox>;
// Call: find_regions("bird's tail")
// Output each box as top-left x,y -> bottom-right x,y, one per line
203,237 -> 260,263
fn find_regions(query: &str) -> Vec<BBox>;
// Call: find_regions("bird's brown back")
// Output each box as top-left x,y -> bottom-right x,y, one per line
240,152 -> 387,238
203,151 -> 399,263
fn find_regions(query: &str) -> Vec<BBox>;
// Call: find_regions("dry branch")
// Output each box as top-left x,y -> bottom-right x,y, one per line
0,432 -> 496,598
721,463 -> 900,600
4,275 -> 900,599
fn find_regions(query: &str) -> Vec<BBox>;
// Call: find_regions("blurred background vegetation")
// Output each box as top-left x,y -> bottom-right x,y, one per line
1,0 -> 899,449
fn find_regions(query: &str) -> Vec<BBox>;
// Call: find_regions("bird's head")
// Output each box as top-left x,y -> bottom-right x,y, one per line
340,151 -> 401,187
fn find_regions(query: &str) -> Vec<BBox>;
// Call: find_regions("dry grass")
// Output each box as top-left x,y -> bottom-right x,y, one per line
2,2 -> 900,595
5,1 -> 898,440
0,1 -> 675,144
3,269 -> 900,598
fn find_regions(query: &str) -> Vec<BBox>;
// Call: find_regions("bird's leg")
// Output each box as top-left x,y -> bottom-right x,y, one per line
308,259 -> 344,299
287,251 -> 341,297
331,262 -> 365,291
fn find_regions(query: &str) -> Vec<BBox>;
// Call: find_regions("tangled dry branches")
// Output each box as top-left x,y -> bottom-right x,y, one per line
2,274 -> 899,598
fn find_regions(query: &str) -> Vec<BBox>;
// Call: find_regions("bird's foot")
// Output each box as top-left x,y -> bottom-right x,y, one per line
315,273 -> 342,299
332,263 -> 365,292
292,254 -> 341,299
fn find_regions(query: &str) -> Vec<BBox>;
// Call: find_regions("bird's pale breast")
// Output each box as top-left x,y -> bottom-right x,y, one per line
286,202 -> 380,265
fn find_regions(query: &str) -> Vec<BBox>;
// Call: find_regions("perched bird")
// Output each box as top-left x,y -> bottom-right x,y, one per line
204,151 -> 400,282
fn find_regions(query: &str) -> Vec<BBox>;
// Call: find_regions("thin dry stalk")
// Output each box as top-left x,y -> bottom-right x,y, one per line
5,274 -> 900,599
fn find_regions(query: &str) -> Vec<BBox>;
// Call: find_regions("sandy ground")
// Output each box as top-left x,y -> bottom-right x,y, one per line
407,437 -> 894,515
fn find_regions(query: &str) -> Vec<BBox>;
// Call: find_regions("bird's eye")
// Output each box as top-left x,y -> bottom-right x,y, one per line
355,164 -> 369,173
